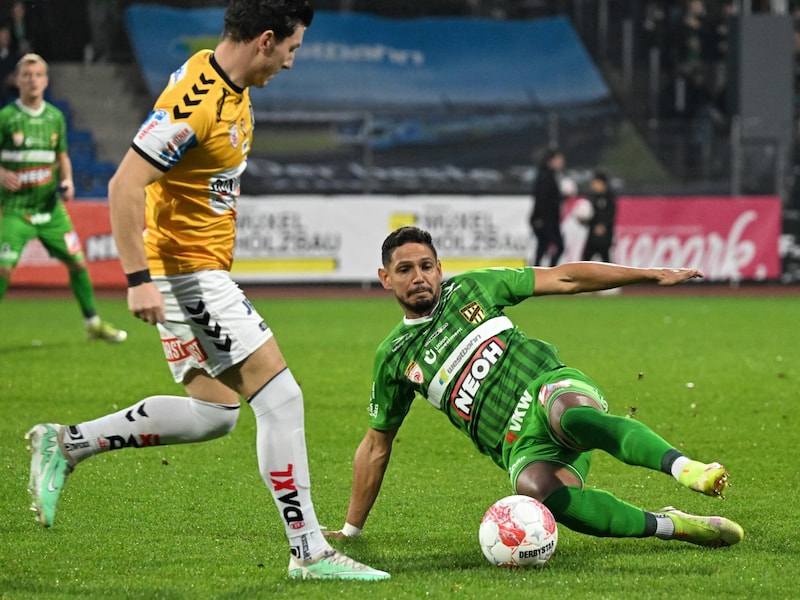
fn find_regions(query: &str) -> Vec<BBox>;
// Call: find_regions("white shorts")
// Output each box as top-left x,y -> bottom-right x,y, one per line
154,270 -> 273,383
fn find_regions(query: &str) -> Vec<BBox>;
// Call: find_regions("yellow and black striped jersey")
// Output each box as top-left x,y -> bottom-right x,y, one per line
132,50 -> 253,275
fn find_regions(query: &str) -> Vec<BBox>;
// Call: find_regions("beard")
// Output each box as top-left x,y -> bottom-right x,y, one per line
398,287 -> 439,316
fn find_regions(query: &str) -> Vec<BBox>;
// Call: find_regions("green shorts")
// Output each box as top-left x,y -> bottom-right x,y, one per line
502,367 -> 609,491
0,202 -> 84,268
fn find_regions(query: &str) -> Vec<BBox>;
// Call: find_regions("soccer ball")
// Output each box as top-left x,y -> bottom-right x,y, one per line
559,176 -> 578,196
572,197 -> 594,224
478,495 -> 558,567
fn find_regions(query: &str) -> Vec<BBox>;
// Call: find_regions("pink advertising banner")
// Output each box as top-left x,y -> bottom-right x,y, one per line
611,196 -> 781,281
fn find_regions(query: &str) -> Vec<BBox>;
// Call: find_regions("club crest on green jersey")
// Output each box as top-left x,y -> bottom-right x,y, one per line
460,301 -> 485,324
404,360 -> 424,384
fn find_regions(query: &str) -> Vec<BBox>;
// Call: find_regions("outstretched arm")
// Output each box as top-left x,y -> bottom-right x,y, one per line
532,261 -> 703,296
326,427 -> 397,538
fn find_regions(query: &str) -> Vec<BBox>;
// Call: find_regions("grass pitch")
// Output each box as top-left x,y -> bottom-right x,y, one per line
0,290 -> 797,599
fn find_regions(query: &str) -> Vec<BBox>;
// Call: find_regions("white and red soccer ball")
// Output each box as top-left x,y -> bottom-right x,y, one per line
479,495 -> 558,567
571,197 -> 594,224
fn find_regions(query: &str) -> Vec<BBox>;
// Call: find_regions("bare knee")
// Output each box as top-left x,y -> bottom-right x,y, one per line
0,266 -> 12,280
515,461 -> 581,502
184,368 -> 240,406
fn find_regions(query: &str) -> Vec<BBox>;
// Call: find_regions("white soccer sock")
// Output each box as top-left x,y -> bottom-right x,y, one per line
62,396 -> 240,464
248,369 -> 328,560
653,512 -> 677,539
670,456 -> 692,481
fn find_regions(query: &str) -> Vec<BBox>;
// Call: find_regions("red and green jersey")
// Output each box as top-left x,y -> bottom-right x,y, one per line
369,267 -> 565,463
0,100 -> 67,214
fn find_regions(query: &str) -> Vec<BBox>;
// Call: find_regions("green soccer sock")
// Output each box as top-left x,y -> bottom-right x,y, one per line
543,485 -> 653,537
0,275 -> 8,301
560,406 -> 674,471
69,268 -> 97,319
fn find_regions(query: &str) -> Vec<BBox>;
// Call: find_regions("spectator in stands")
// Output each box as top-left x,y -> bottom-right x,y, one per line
0,53 -> 126,342
642,0 -> 667,60
683,65 -> 725,172
6,0 -> 51,59
86,0 -> 123,62
9,1 -> 31,55
581,170 -> 617,263
676,0 -> 710,70
530,148 -> 566,266
0,24 -> 18,104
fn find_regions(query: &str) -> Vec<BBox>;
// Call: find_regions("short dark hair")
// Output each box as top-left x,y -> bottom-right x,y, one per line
592,170 -> 609,184
222,0 -> 314,43
538,148 -> 562,170
381,226 -> 438,268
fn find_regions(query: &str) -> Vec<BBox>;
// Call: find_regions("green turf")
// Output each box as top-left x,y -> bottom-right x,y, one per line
1,292 -> 797,599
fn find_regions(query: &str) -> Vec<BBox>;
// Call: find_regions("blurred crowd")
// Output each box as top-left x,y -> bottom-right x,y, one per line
0,0 -> 49,104
644,0 -> 734,124
1,0 -> 798,187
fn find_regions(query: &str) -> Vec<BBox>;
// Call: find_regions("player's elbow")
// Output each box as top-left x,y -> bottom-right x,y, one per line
360,428 -> 396,461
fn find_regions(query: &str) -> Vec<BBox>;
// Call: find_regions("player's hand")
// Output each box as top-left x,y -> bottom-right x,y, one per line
322,523 -> 362,539
127,282 -> 166,324
656,268 -> 703,286
0,169 -> 20,191
323,529 -> 348,540
58,178 -> 75,201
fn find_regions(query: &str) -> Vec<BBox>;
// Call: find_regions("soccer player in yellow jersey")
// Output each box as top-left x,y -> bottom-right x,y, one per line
25,0 -> 389,581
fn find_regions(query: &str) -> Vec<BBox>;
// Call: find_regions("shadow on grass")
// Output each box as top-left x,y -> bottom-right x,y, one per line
0,341 -> 74,355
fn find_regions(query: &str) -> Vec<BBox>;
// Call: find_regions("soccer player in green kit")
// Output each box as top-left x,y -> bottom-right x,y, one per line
328,226 -> 743,548
0,53 -> 125,343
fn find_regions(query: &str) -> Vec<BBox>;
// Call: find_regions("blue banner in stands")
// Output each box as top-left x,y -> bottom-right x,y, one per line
125,5 -> 609,110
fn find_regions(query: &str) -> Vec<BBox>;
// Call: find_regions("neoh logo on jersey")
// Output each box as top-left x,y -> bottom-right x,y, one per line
17,165 -> 52,187
450,337 -> 505,420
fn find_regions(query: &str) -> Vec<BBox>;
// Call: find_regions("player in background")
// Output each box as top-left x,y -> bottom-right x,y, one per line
24,0 -> 388,581
581,170 -> 617,263
327,226 -> 743,549
529,148 -> 566,267
0,53 -> 126,343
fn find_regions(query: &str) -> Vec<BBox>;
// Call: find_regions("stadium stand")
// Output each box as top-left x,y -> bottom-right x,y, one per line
46,62 -> 149,198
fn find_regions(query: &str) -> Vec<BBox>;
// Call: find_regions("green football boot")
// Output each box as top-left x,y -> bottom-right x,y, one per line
678,460 -> 730,499
659,506 -> 744,548
25,424 -> 74,527
288,548 -> 390,581
86,320 -> 127,343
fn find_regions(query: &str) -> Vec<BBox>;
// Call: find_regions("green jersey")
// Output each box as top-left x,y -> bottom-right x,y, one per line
370,267 -> 566,464
0,100 -> 67,214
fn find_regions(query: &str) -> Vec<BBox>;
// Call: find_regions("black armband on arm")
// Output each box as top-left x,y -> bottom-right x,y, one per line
126,269 -> 152,288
